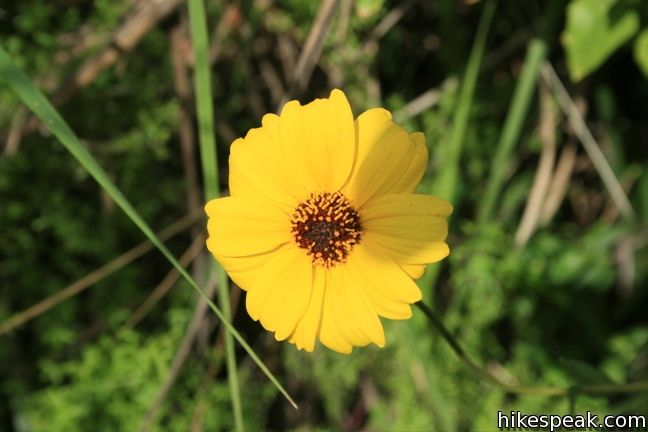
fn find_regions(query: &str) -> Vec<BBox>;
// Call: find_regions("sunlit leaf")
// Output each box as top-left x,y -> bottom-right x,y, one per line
634,29 -> 648,78
562,0 -> 639,82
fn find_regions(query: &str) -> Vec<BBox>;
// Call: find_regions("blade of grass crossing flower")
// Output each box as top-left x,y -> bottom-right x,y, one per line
186,0 -> 244,429
0,45 -> 298,411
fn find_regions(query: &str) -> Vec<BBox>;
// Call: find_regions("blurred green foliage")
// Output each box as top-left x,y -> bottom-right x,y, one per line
562,0 -> 641,81
1,0 -> 648,431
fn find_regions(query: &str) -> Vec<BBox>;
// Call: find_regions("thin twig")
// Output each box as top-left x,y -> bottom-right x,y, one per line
54,0 -> 184,105
515,81 -> 557,247
393,78 -> 457,122
16,0 -> 185,136
276,35 -> 298,86
540,62 -> 636,221
259,60 -> 285,106
415,301 -> 648,396
171,24 -> 202,223
189,285 -> 242,432
482,28 -> 532,71
190,347 -> 225,432
170,22 -> 205,281
540,143 -> 577,226
335,0 -> 353,42
0,210 -> 200,335
601,165 -> 641,223
278,0 -> 340,109
4,106 -> 27,156
364,0 -> 414,47
207,4 -> 242,64
139,273 -> 218,432
393,24 -> 536,124
122,234 -> 204,329
360,0 -> 414,87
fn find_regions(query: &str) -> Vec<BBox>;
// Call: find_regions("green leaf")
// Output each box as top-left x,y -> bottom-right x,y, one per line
562,0 -> 640,82
634,28 -> 648,78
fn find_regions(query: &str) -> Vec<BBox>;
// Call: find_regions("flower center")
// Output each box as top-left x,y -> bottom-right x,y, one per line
291,192 -> 362,267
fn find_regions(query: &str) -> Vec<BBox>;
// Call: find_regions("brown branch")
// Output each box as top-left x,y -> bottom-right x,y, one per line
540,62 -> 636,220
207,3 -> 242,64
367,1 -> 413,43
54,0 -> 184,105
361,1 -> 414,60
540,143 -> 577,226
13,0 -> 185,138
171,24 -> 202,218
336,0 -> 354,42
189,284 -> 242,432
277,35 -> 298,86
259,60 -> 285,106
122,234 -> 204,329
4,106 -> 27,157
170,20 -> 207,282
393,78 -> 458,122
139,273 -> 218,432
278,0 -> 340,109
515,81 -> 557,247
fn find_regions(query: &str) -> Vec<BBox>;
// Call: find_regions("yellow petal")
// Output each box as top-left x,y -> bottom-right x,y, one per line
318,274 -> 353,354
331,265 -> 385,347
217,247 -> 287,291
400,263 -> 426,280
205,197 -> 290,258
342,109 -> 429,207
261,256 -> 313,341
289,266 -> 326,352
365,232 -> 449,265
362,193 -> 453,220
391,132 -> 428,193
245,247 -> 312,342
361,194 -> 452,265
347,255 -> 421,319
228,114 -> 299,212
278,89 -> 356,195
348,244 -> 422,304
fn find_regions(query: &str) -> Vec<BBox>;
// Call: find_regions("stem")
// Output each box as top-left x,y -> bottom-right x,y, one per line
433,0 -> 496,203
477,0 -> 562,225
424,0 -> 496,293
415,301 -> 648,397
187,0 -> 244,429
477,39 -> 546,225
539,62 -> 636,220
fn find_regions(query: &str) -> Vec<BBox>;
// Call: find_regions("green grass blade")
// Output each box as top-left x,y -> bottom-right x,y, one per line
477,0 -> 562,224
432,0 -> 496,204
186,0 -> 244,429
188,0 -> 218,201
0,45 -> 297,411
422,0 -> 496,291
476,38 -> 547,224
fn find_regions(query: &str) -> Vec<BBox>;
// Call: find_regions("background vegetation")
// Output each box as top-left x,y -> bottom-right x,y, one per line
1,0 -> 648,430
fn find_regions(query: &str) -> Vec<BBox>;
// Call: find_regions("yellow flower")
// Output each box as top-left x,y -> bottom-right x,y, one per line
205,89 -> 452,354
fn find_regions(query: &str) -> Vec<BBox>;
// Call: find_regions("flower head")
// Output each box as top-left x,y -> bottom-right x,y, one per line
205,89 -> 452,354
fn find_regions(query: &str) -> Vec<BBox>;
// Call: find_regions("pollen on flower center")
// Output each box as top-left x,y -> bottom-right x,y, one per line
291,191 -> 362,267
